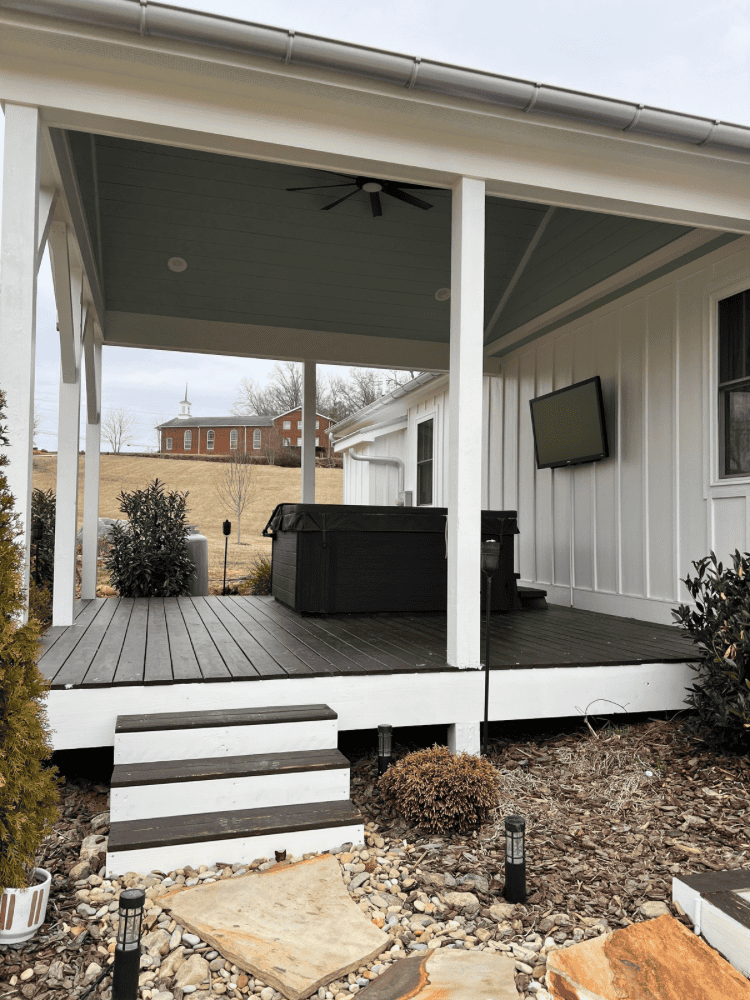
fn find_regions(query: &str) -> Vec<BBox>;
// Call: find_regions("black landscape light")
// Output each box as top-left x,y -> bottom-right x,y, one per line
504,815 -> 527,904
31,516 -> 43,586
377,724 -> 393,776
222,519 -> 231,594
481,539 -> 501,756
112,887 -> 145,1000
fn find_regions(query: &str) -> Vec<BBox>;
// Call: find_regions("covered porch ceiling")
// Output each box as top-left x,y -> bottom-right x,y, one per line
64,130 -> 739,371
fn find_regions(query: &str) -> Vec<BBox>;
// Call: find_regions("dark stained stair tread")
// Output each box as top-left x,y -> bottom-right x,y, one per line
112,748 -> 350,787
108,799 -> 363,851
115,704 -> 337,733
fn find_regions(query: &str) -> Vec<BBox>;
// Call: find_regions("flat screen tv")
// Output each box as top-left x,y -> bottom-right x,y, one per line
529,376 -> 609,470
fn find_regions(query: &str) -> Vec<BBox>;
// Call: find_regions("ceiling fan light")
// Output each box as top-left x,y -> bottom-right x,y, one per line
362,181 -> 383,193
435,287 -> 451,301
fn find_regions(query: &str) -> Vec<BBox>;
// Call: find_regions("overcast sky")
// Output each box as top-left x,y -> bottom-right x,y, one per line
3,0 -> 750,450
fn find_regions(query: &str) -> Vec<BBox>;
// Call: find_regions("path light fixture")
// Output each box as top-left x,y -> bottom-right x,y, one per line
480,539 -> 501,756
504,815 -> 527,904
377,724 -> 393,776
112,887 -> 145,1000
31,516 -> 43,586
222,519 -> 231,594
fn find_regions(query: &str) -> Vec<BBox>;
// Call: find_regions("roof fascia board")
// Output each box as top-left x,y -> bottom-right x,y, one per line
3,16 -> 750,232
333,417 -> 409,452
330,373 -> 449,436
3,2 -> 750,158
484,229 -> 735,357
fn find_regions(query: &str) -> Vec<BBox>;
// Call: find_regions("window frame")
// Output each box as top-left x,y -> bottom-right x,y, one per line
183,429 -> 192,450
165,436 -> 172,451
229,429 -> 238,450
282,420 -> 291,430
416,415 -> 435,506
718,287 -> 750,479
283,437 -> 290,447
711,280 -> 750,485
206,429 -> 215,451
252,428 -> 261,450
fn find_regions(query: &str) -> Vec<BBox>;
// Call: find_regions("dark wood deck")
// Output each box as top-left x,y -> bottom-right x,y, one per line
37,596 -> 697,690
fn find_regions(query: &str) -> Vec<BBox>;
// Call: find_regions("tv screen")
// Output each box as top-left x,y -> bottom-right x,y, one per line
529,376 -> 609,470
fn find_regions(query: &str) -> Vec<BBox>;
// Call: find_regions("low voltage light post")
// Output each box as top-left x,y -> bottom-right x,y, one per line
112,887 -> 146,1000
504,815 -> 527,904
377,724 -> 393,776
222,519 -> 231,594
480,539 -> 501,756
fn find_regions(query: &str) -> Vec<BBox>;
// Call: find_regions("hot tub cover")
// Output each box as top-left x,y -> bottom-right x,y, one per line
262,503 -> 519,537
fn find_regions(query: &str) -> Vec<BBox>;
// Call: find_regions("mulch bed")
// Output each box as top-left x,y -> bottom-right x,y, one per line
0,714 -> 748,999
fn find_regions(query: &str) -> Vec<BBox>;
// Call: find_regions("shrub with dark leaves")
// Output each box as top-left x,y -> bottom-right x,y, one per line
673,550 -> 750,750
378,744 -> 499,835
30,487 -> 55,590
239,553 -> 272,596
105,478 -> 194,597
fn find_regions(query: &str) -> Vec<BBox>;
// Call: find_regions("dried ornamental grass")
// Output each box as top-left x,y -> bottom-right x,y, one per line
378,744 -> 499,834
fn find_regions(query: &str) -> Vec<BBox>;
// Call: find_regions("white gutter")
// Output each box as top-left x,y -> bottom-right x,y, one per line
329,372 -> 440,439
4,0 -> 750,155
332,414 -> 408,449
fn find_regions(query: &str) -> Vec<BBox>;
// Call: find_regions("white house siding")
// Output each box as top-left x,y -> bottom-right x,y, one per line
340,239 -> 750,623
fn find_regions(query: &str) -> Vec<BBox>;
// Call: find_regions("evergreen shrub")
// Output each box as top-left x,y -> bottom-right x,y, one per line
378,744 -> 499,834
105,478 -> 194,597
239,553 -> 273,596
673,550 -> 750,750
0,390 -> 59,891
30,487 -> 55,590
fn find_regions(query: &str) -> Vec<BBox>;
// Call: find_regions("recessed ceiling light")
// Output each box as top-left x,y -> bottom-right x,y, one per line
362,181 -> 383,193
435,287 -> 451,301
168,257 -> 187,272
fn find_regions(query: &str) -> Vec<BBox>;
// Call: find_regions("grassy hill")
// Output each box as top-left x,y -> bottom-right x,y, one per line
32,454 -> 342,590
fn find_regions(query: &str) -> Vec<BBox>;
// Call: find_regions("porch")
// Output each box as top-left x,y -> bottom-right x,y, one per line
39,596 -> 697,751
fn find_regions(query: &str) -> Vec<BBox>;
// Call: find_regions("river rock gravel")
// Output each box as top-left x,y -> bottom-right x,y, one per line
1,716 -> 748,1000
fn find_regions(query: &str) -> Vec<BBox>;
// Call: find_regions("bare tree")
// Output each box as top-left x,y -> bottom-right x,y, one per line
325,368 -> 383,421
382,370 -> 425,392
233,361 -> 306,416
213,451 -> 256,544
102,407 -> 136,454
33,408 -> 42,448
263,426 -> 284,466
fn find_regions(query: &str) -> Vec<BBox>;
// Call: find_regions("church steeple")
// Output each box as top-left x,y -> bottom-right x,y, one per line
178,385 -> 192,419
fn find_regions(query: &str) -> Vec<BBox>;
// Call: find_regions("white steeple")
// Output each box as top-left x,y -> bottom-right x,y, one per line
178,385 -> 191,419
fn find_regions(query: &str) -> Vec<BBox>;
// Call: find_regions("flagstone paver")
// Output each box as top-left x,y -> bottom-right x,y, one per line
356,949 -> 519,999
159,854 -> 389,1000
546,914 -> 750,1000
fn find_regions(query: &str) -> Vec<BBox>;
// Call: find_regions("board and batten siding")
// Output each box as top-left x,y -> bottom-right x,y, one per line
341,239 -> 750,624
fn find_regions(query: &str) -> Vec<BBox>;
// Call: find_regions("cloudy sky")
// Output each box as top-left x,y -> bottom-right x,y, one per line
3,0 -> 750,450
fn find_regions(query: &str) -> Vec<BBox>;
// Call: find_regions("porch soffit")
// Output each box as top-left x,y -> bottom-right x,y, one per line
66,131 -> 713,362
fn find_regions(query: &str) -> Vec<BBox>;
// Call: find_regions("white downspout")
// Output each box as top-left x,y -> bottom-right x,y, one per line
330,431 -> 407,504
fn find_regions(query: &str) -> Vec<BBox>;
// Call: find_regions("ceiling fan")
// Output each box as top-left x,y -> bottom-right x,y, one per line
286,174 -> 435,218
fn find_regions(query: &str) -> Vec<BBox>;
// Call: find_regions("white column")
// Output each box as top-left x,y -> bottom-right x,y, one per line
447,176 -> 485,669
81,321 -> 101,600
52,255 -> 84,626
301,360 -> 316,503
448,722 -> 481,755
0,104 -> 40,608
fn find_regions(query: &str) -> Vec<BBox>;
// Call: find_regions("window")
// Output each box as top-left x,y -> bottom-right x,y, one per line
206,430 -> 215,451
230,429 -> 238,450
315,420 -> 319,429
297,421 -> 302,429
283,420 -> 291,430
283,437 -> 290,447
297,437 -> 302,446
315,437 -> 319,447
253,429 -> 261,450
417,418 -> 434,505
184,429 -> 192,449
165,436 -> 173,451
719,289 -> 750,477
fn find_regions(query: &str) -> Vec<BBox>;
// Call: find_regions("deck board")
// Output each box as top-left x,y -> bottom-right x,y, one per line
37,595 -> 698,690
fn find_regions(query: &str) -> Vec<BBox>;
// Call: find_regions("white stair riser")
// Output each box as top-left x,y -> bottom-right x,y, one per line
106,823 -> 365,877
110,769 -> 351,822
114,719 -> 338,764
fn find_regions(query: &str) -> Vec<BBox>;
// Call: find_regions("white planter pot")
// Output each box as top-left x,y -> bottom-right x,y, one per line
0,868 -> 52,945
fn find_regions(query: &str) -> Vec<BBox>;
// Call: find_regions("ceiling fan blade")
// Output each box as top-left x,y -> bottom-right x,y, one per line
286,183 -> 356,191
383,185 -> 433,211
321,189 -> 360,211
370,192 -> 383,218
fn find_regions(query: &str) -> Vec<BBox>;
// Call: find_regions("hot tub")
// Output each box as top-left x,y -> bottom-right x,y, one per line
262,503 -> 520,614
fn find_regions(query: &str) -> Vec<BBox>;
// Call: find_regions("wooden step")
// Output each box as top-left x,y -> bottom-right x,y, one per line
106,799 -> 365,875
517,586 -> 548,609
114,705 -> 338,764
110,749 -> 352,822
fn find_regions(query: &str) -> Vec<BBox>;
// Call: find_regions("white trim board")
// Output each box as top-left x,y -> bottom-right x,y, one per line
532,582 -> 683,626
46,663 -> 694,750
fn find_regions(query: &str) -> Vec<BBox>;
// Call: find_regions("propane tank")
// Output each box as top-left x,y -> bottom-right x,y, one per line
185,525 -> 209,596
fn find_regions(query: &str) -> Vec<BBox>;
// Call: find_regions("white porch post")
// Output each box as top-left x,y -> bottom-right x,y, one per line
446,176 -> 485,751
51,228 -> 84,626
301,360 -> 316,503
0,104 -> 41,608
81,319 -> 101,600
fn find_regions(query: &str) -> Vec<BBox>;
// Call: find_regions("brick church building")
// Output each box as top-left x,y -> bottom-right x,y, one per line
156,390 -> 332,459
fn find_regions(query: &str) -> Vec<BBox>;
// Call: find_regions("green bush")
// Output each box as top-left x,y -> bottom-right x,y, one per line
105,478 -> 195,597
239,553 -> 272,596
673,550 -> 750,750
378,744 -> 499,835
0,389 -> 59,891
30,487 -> 55,590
